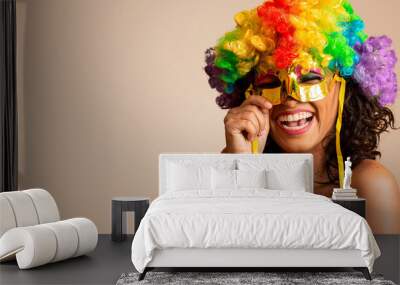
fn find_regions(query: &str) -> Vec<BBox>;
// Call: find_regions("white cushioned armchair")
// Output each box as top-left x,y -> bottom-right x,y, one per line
0,189 -> 98,269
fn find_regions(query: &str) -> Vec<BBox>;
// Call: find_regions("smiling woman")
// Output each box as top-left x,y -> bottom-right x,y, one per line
206,0 -> 400,234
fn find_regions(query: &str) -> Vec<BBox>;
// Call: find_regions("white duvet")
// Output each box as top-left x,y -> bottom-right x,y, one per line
131,189 -> 380,273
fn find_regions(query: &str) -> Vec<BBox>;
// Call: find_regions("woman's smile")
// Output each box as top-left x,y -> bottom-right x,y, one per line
268,99 -> 329,153
275,109 -> 315,135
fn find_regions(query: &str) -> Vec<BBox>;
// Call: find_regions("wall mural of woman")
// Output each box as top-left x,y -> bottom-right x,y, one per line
204,0 -> 399,234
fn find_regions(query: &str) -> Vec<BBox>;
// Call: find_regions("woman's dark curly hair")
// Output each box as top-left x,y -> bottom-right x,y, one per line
263,78 -> 398,186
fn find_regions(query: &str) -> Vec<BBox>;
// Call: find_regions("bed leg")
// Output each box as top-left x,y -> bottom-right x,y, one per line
354,267 -> 371,280
362,268 -> 372,281
138,268 -> 148,281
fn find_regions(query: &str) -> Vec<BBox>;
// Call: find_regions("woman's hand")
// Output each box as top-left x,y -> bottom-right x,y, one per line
222,96 -> 273,153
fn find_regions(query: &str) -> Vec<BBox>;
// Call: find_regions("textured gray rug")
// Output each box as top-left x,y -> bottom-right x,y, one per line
116,271 -> 396,285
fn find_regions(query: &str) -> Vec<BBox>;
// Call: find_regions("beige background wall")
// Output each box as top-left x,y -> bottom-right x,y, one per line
16,0 -> 400,234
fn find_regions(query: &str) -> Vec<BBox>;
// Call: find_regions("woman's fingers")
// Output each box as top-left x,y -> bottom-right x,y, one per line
241,105 -> 267,134
223,94 -> 272,152
228,104 -> 268,136
241,95 -> 273,111
237,113 -> 260,141
225,114 -> 257,140
229,118 -> 258,142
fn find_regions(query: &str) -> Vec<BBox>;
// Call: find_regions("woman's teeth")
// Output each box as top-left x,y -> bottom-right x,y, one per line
278,112 -> 313,129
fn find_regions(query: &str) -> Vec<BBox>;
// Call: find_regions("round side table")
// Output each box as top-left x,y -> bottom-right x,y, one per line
111,196 -> 149,242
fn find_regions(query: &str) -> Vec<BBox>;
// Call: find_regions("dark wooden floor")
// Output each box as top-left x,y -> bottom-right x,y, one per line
0,235 -> 398,285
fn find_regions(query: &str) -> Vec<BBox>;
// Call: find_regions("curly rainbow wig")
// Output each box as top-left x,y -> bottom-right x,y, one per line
204,0 -> 398,109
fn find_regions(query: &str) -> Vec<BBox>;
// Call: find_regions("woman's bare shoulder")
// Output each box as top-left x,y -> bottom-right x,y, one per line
352,159 -> 398,192
352,159 -> 400,234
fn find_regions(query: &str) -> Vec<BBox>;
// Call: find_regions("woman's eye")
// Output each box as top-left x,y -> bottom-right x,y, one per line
261,82 -> 281,88
300,73 -> 323,84
257,76 -> 281,89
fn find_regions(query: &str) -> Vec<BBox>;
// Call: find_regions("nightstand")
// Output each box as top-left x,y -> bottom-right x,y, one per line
111,197 -> 150,242
332,198 -> 366,218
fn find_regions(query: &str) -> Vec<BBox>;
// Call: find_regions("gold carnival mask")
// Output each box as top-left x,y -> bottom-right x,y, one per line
245,67 -> 341,105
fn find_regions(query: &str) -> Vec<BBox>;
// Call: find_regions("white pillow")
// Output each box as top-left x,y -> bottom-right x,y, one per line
167,162 -> 212,191
236,169 -> 267,188
237,158 -> 305,171
167,159 -> 236,171
211,168 -> 237,190
266,166 -> 306,191
237,159 -> 308,192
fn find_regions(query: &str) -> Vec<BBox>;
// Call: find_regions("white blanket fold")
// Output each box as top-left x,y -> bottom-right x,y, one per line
131,189 -> 380,273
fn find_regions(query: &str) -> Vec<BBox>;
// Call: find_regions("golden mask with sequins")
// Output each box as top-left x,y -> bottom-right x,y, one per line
245,66 -> 342,105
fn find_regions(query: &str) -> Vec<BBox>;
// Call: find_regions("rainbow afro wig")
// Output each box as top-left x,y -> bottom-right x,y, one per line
204,0 -> 398,108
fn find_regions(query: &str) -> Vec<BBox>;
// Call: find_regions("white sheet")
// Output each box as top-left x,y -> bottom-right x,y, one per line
131,189 -> 380,273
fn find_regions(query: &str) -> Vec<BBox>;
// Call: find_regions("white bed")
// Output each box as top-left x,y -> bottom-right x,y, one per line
131,153 -> 380,281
